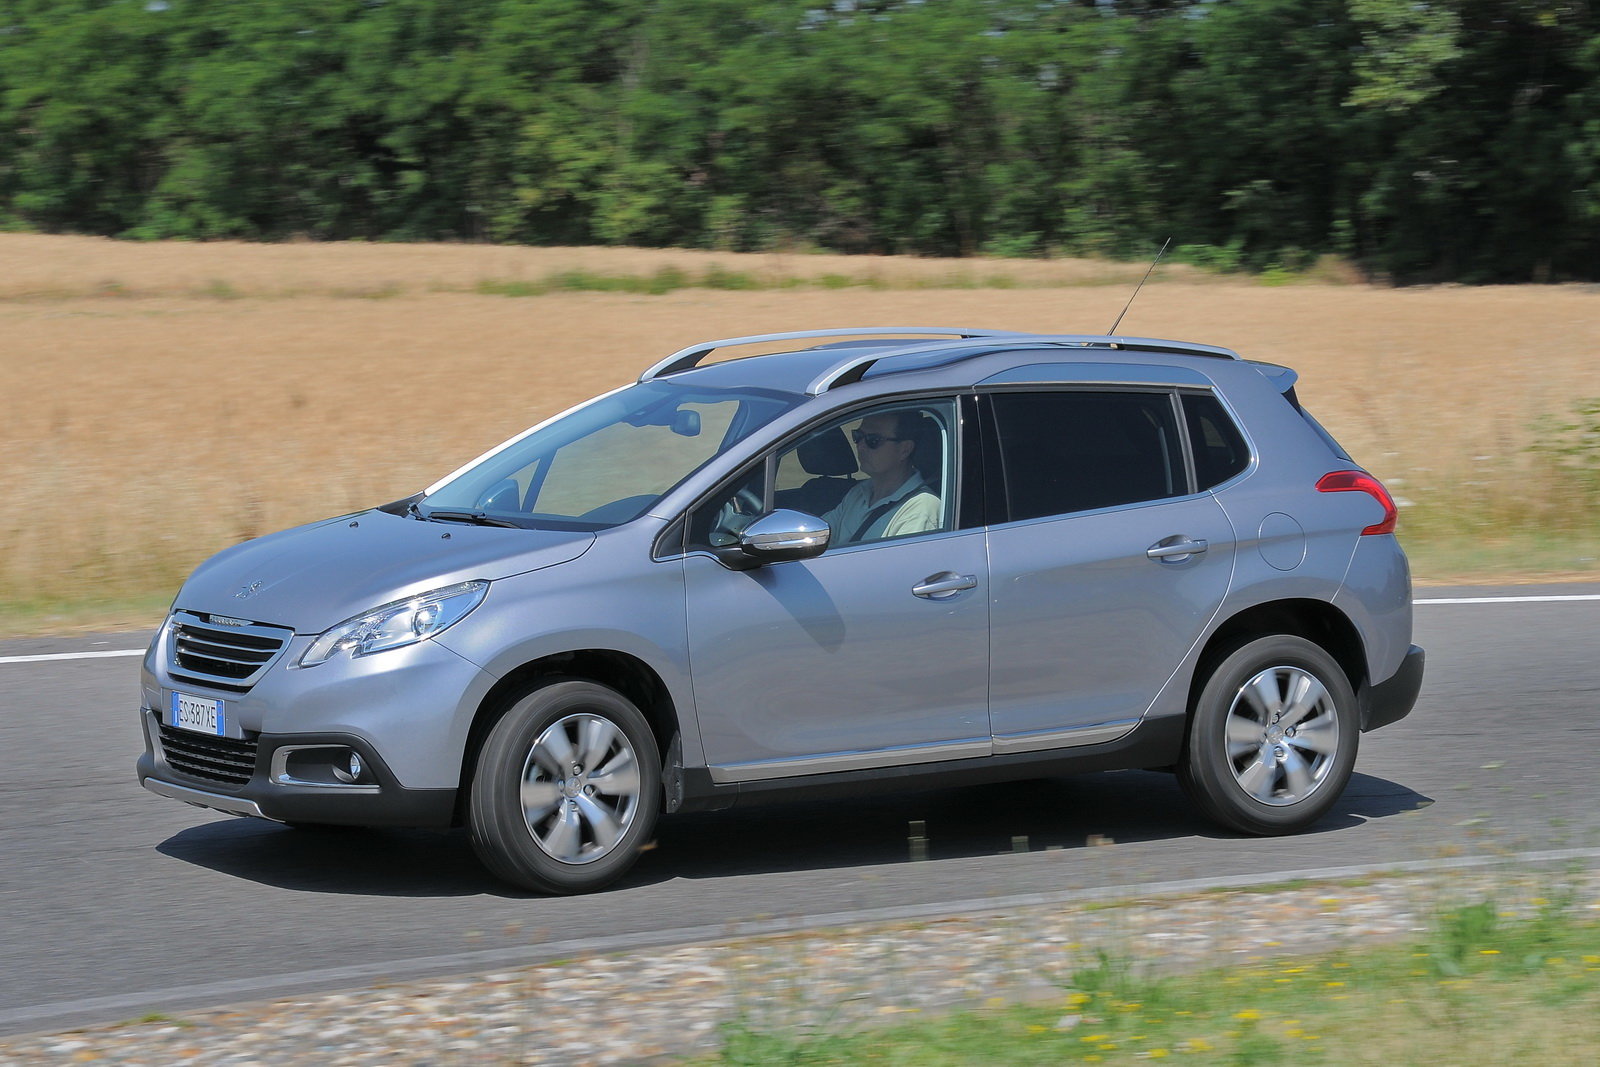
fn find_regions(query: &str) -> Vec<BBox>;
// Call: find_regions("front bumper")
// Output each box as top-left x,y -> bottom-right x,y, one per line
1360,644 -> 1425,732
137,710 -> 457,826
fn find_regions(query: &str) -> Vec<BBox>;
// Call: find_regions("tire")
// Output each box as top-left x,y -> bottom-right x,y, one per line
468,679 -> 661,894
1178,635 -> 1358,836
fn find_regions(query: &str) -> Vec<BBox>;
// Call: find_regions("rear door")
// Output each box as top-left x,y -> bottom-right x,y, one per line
981,388 -> 1238,752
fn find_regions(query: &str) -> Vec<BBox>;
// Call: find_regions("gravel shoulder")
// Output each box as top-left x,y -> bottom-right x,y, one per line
4,856 -> 1596,1066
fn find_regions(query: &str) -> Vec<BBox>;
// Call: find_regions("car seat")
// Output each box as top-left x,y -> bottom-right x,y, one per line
776,426 -> 859,516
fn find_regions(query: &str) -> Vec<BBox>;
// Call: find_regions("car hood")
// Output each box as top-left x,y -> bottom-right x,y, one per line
175,509 -> 595,632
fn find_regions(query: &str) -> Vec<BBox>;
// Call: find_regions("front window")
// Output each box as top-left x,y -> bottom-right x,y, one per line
422,382 -> 798,530
688,398 -> 959,551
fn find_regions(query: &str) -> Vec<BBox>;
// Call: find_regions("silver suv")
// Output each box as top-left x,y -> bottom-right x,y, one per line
138,327 -> 1424,893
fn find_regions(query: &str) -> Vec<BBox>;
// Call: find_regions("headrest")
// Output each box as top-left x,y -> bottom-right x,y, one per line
797,426 -> 858,477
905,413 -> 942,483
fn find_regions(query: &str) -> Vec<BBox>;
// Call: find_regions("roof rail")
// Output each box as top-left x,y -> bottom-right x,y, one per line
1054,335 -> 1241,360
805,337 -> 1027,394
808,333 -> 1241,394
638,326 -> 1027,382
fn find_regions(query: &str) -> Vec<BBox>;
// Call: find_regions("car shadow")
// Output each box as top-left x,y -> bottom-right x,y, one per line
156,819 -> 505,897
153,770 -> 1432,898
637,770 -> 1431,882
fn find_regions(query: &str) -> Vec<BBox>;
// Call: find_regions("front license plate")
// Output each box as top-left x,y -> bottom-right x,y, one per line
170,691 -> 224,736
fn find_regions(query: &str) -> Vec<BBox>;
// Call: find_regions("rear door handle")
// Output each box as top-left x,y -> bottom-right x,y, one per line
1146,538 -> 1208,561
913,572 -> 979,599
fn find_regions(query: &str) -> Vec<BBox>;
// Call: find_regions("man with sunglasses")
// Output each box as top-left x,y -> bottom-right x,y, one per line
821,410 -> 942,544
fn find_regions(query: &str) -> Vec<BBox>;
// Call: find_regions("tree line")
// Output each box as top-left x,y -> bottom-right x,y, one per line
2,0 -> 1597,282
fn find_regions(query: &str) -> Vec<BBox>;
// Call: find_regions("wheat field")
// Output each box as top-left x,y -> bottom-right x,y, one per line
3,235 -> 1597,631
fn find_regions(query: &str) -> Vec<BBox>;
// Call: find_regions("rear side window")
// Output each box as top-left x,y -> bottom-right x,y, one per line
989,391 -> 1184,522
1182,393 -> 1251,489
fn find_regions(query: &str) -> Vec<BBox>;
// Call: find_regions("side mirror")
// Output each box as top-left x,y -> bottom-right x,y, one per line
737,509 -> 830,564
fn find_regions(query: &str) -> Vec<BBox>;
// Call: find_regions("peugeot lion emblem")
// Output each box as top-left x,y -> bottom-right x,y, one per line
234,580 -> 264,600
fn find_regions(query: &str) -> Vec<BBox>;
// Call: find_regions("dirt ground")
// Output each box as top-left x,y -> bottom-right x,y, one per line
3,235 -> 1598,619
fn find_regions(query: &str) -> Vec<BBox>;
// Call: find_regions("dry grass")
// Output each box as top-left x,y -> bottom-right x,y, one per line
3,236 -> 1598,631
0,233 -> 1185,300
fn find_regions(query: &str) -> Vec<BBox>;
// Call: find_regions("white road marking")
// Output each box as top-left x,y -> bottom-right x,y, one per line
0,593 -> 1593,665
1413,594 -> 1600,605
0,649 -> 146,665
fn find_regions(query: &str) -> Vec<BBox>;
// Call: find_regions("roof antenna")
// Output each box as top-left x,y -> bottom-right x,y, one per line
1106,237 -> 1172,336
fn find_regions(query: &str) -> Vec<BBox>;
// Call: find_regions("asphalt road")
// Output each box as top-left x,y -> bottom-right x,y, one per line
2,584 -> 1597,1035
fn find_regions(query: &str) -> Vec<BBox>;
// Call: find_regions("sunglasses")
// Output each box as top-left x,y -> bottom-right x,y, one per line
852,430 -> 904,450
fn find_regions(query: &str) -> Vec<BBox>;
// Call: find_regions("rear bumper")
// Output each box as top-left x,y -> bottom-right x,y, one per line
1360,644 -> 1424,732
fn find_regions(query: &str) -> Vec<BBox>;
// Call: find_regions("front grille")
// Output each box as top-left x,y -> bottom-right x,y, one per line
169,611 -> 293,692
158,722 -> 259,787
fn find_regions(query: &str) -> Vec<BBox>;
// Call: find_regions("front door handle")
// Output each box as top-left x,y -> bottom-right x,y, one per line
913,571 -> 979,599
1146,537 -> 1209,562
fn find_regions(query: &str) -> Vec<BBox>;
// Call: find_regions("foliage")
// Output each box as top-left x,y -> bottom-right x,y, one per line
1529,396 -> 1600,522
5,0 -> 1600,279
709,903 -> 1600,1064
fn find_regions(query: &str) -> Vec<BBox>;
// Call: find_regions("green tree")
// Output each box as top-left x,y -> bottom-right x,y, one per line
0,0 -> 174,233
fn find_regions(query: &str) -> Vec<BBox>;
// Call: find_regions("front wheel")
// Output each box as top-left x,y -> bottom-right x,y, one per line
468,679 -> 661,894
1178,635 -> 1358,835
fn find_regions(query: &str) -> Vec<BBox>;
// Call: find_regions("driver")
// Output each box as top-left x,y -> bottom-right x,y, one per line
822,411 -> 940,543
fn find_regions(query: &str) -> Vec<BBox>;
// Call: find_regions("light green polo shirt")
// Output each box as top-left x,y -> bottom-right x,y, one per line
822,471 -> 942,543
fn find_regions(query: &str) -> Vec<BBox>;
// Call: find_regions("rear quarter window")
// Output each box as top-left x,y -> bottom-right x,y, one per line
1182,393 -> 1251,489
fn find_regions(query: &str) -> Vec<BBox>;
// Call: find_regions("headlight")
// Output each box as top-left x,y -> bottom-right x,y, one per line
297,581 -> 489,668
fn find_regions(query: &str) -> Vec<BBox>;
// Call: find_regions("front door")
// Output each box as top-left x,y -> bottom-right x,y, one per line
681,397 -> 990,783
684,532 -> 990,782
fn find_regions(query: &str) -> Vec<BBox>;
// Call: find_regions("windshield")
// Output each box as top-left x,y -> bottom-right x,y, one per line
420,381 -> 798,530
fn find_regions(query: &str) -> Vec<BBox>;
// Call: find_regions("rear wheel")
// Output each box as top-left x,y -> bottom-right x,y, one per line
1179,635 -> 1358,835
468,679 -> 661,894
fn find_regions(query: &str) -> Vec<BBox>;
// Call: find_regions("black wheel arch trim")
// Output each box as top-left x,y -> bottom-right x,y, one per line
1360,644 -> 1424,732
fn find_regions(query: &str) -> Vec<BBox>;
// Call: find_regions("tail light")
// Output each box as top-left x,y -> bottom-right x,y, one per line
1316,470 -> 1398,535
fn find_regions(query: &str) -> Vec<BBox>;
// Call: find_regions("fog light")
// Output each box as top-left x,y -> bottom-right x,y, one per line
333,751 -> 364,784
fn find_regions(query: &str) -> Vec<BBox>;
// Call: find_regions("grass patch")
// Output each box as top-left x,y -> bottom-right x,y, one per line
15,266 -> 1065,300
1405,529 -> 1600,585
0,245 -> 1360,302
709,904 -> 1600,1064
702,265 -> 761,290
471,264 -> 1015,297
0,594 -> 171,639
120,1013 -> 193,1028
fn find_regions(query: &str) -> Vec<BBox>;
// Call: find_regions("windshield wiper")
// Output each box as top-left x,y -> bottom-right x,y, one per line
419,507 -> 523,529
